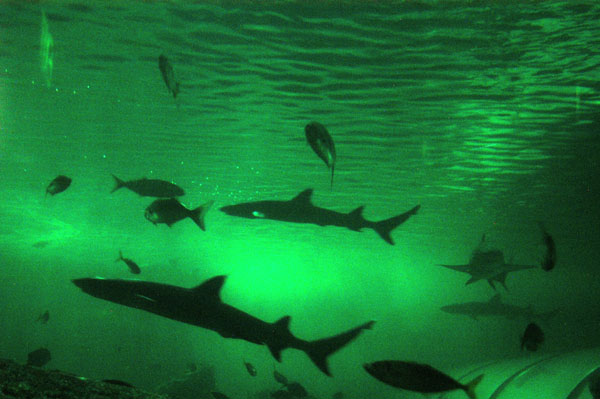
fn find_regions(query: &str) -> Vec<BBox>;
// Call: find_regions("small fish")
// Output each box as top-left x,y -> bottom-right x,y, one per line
363,361 -> 483,399
116,250 -> 141,274
158,54 -> 180,98
37,310 -> 50,324
211,392 -> 230,399
102,379 -> 134,387
145,198 -> 214,230
26,347 -> 51,367
286,382 -> 308,397
33,240 -> 50,249
305,122 -> 336,188
244,361 -> 257,376
111,174 -> 184,197
538,222 -> 556,271
274,369 -> 288,385
521,322 -> 544,351
46,175 -> 71,196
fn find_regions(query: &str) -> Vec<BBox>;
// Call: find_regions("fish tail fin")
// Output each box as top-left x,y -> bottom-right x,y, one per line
373,205 -> 420,245
189,200 -> 214,231
464,374 -> 484,399
111,174 -> 125,193
304,320 -> 375,376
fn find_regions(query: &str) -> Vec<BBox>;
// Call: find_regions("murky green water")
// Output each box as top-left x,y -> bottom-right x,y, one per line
1,1 -> 599,398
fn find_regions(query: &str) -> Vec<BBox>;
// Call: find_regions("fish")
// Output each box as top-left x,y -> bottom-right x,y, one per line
211,392 -> 230,399
26,347 -> 51,367
244,361 -> 257,376
111,174 -> 185,197
538,222 -> 556,271
102,379 -> 134,387
37,310 -> 50,324
363,360 -> 483,399
220,189 -> 419,245
116,250 -> 141,274
145,198 -> 214,230
33,240 -> 51,249
274,369 -> 288,385
439,234 -> 536,290
72,275 -> 374,376
521,322 -> 544,351
305,122 -> 336,188
158,54 -> 180,98
440,294 -> 555,321
286,382 -> 308,397
46,175 -> 71,196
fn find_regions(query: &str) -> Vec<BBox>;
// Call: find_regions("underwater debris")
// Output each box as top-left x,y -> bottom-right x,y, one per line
37,310 -> 50,324
539,222 -> 556,271
244,361 -> 257,376
40,9 -> 54,87
305,122 -> 336,188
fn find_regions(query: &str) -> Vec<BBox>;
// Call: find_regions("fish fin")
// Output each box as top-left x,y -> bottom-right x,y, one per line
291,189 -> 313,204
192,275 -> 226,300
110,174 -> 125,193
373,205 -> 420,245
438,264 -> 470,272
464,374 -> 483,399
465,276 -> 478,285
304,320 -> 374,377
347,206 -> 365,231
189,200 -> 214,231
487,279 -> 497,290
115,250 -> 123,262
266,316 -> 292,362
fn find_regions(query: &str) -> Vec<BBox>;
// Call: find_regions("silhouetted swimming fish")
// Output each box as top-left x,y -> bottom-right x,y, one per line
521,322 -> 544,351
37,310 -> 49,324
26,347 -> 51,367
46,175 -> 71,196
538,222 -> 556,271
145,198 -> 214,231
305,122 -> 336,188
111,174 -> 184,197
158,54 -> 180,98
363,360 -> 483,399
116,250 -> 141,274
286,382 -> 308,397
274,369 -> 288,385
244,361 -> 257,376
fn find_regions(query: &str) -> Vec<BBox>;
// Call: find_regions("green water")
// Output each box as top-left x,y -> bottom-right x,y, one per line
1,1 -> 599,398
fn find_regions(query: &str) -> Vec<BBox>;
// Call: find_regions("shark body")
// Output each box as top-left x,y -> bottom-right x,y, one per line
219,189 -> 420,245
72,275 -> 374,376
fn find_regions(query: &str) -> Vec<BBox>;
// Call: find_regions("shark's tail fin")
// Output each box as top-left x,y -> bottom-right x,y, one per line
111,174 -> 125,193
464,374 -> 484,399
304,320 -> 375,376
373,205 -> 420,245
189,200 -> 214,231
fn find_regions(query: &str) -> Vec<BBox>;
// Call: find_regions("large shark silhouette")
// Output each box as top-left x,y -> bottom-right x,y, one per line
219,189 -> 420,245
72,275 -> 374,376
439,235 -> 537,289
440,294 -> 556,321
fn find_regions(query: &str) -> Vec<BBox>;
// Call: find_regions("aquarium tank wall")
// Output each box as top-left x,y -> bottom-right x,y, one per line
1,1 -> 599,399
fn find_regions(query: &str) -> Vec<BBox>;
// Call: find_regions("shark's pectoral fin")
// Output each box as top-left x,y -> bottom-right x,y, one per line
267,316 -> 292,362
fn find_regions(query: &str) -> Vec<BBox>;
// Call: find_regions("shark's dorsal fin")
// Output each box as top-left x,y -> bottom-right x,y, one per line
489,293 -> 502,304
192,275 -> 226,300
267,316 -> 292,361
291,189 -> 313,204
348,206 -> 364,218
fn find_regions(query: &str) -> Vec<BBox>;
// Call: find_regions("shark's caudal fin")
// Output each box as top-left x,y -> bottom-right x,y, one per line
373,205 -> 420,245
110,174 -> 125,193
189,200 -> 215,231
304,320 -> 375,376
464,374 -> 484,399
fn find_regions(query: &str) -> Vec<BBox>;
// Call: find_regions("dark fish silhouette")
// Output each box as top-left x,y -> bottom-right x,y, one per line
538,222 -> 556,271
145,198 -> 214,230
158,54 -> 180,98
220,189 -> 419,245
116,250 -> 141,274
364,360 -> 483,399
72,275 -> 374,376
33,240 -> 50,249
244,361 -> 257,376
102,379 -> 134,387
111,174 -> 184,197
46,175 -> 71,196
274,369 -> 288,385
305,122 -> 336,188
26,347 -> 51,367
521,322 -> 544,351
211,392 -> 230,399
286,382 -> 308,397
37,310 -> 50,324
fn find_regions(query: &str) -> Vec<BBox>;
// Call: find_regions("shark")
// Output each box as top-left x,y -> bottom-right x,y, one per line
439,235 -> 537,290
219,189 -> 420,245
72,275 -> 374,376
440,294 -> 555,321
